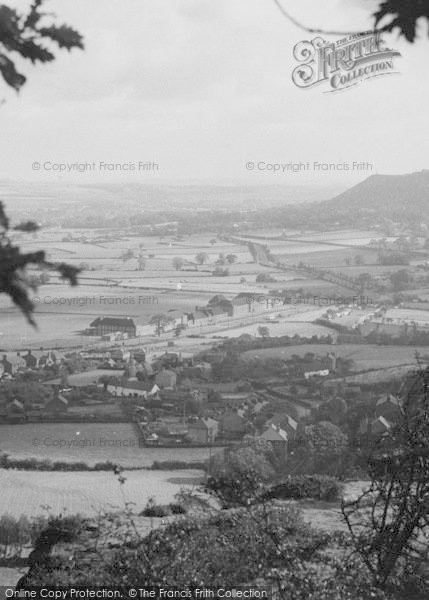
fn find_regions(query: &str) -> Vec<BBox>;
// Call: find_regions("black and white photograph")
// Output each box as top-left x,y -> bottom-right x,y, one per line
0,1 -> 429,598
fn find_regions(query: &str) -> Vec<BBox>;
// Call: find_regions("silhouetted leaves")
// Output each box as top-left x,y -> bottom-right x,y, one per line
374,0 -> 429,42
0,0 -> 84,91
39,25 -> 84,50
0,202 -> 80,325
0,53 -> 26,91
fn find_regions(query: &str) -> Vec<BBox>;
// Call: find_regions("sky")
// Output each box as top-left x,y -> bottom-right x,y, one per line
0,0 -> 428,188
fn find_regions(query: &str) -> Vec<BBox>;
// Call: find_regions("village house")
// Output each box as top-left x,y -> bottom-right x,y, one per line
258,424 -> 288,462
44,389 -> 69,415
358,415 -> 391,445
165,310 -> 188,328
0,399 -> 26,423
155,368 -> 177,389
187,417 -> 219,444
304,368 -> 330,380
0,353 -> 26,375
375,394 -> 402,422
219,409 -> 248,439
185,308 -> 213,328
110,347 -> 131,362
131,349 -> 146,364
22,350 -> 39,369
160,387 -> 208,413
266,413 -> 299,441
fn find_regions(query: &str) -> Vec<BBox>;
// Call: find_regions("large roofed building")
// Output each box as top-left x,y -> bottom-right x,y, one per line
89,316 -> 137,337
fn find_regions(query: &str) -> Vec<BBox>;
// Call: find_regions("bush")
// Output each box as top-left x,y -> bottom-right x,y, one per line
140,497 -> 187,518
150,460 -> 206,470
263,475 -> 342,502
141,504 -> 171,518
0,453 -> 116,472
206,446 -> 275,507
169,503 -> 187,515
0,513 -> 54,558
23,503 -> 393,598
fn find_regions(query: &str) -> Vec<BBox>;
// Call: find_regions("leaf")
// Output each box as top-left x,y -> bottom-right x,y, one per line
0,53 -> 26,91
24,0 -> 44,29
55,263 -> 80,285
19,40 -> 55,64
38,25 -> 84,50
374,0 -> 429,42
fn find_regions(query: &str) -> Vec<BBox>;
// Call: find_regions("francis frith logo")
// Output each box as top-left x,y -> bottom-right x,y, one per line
292,31 -> 401,92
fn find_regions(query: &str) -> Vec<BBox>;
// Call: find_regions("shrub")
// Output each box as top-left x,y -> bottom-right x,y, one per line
206,446 -> 275,507
263,475 -> 342,502
256,273 -> 277,283
0,453 -> 116,472
140,503 -> 171,518
0,513 -> 51,558
150,460 -> 206,470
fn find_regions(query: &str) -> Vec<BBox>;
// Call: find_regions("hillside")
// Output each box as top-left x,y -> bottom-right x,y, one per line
326,170 -> 429,216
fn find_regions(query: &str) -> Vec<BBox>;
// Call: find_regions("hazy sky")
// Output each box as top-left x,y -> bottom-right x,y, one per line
1,0 -> 428,186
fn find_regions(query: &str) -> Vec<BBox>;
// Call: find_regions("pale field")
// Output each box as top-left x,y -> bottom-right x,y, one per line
0,467 -> 204,518
0,423 -> 215,468
242,229 -> 389,245
0,284 -> 213,349
382,308 -> 429,325
208,321 -> 333,340
336,365 -> 421,384
241,343 -> 429,370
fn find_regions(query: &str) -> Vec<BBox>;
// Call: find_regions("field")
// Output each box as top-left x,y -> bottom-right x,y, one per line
242,343 -> 429,371
1,226 -> 411,350
0,468 -> 204,518
382,308 -> 429,325
0,423 -> 215,468
1,225 -> 427,354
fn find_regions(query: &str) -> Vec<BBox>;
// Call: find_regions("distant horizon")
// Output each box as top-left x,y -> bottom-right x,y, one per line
2,166 -> 429,188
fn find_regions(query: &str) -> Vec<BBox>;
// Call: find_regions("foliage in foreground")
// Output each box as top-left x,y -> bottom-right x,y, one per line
0,203 -> 80,324
23,504 -> 391,599
0,512 -> 84,559
0,0 -> 83,92
342,368 -> 429,592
